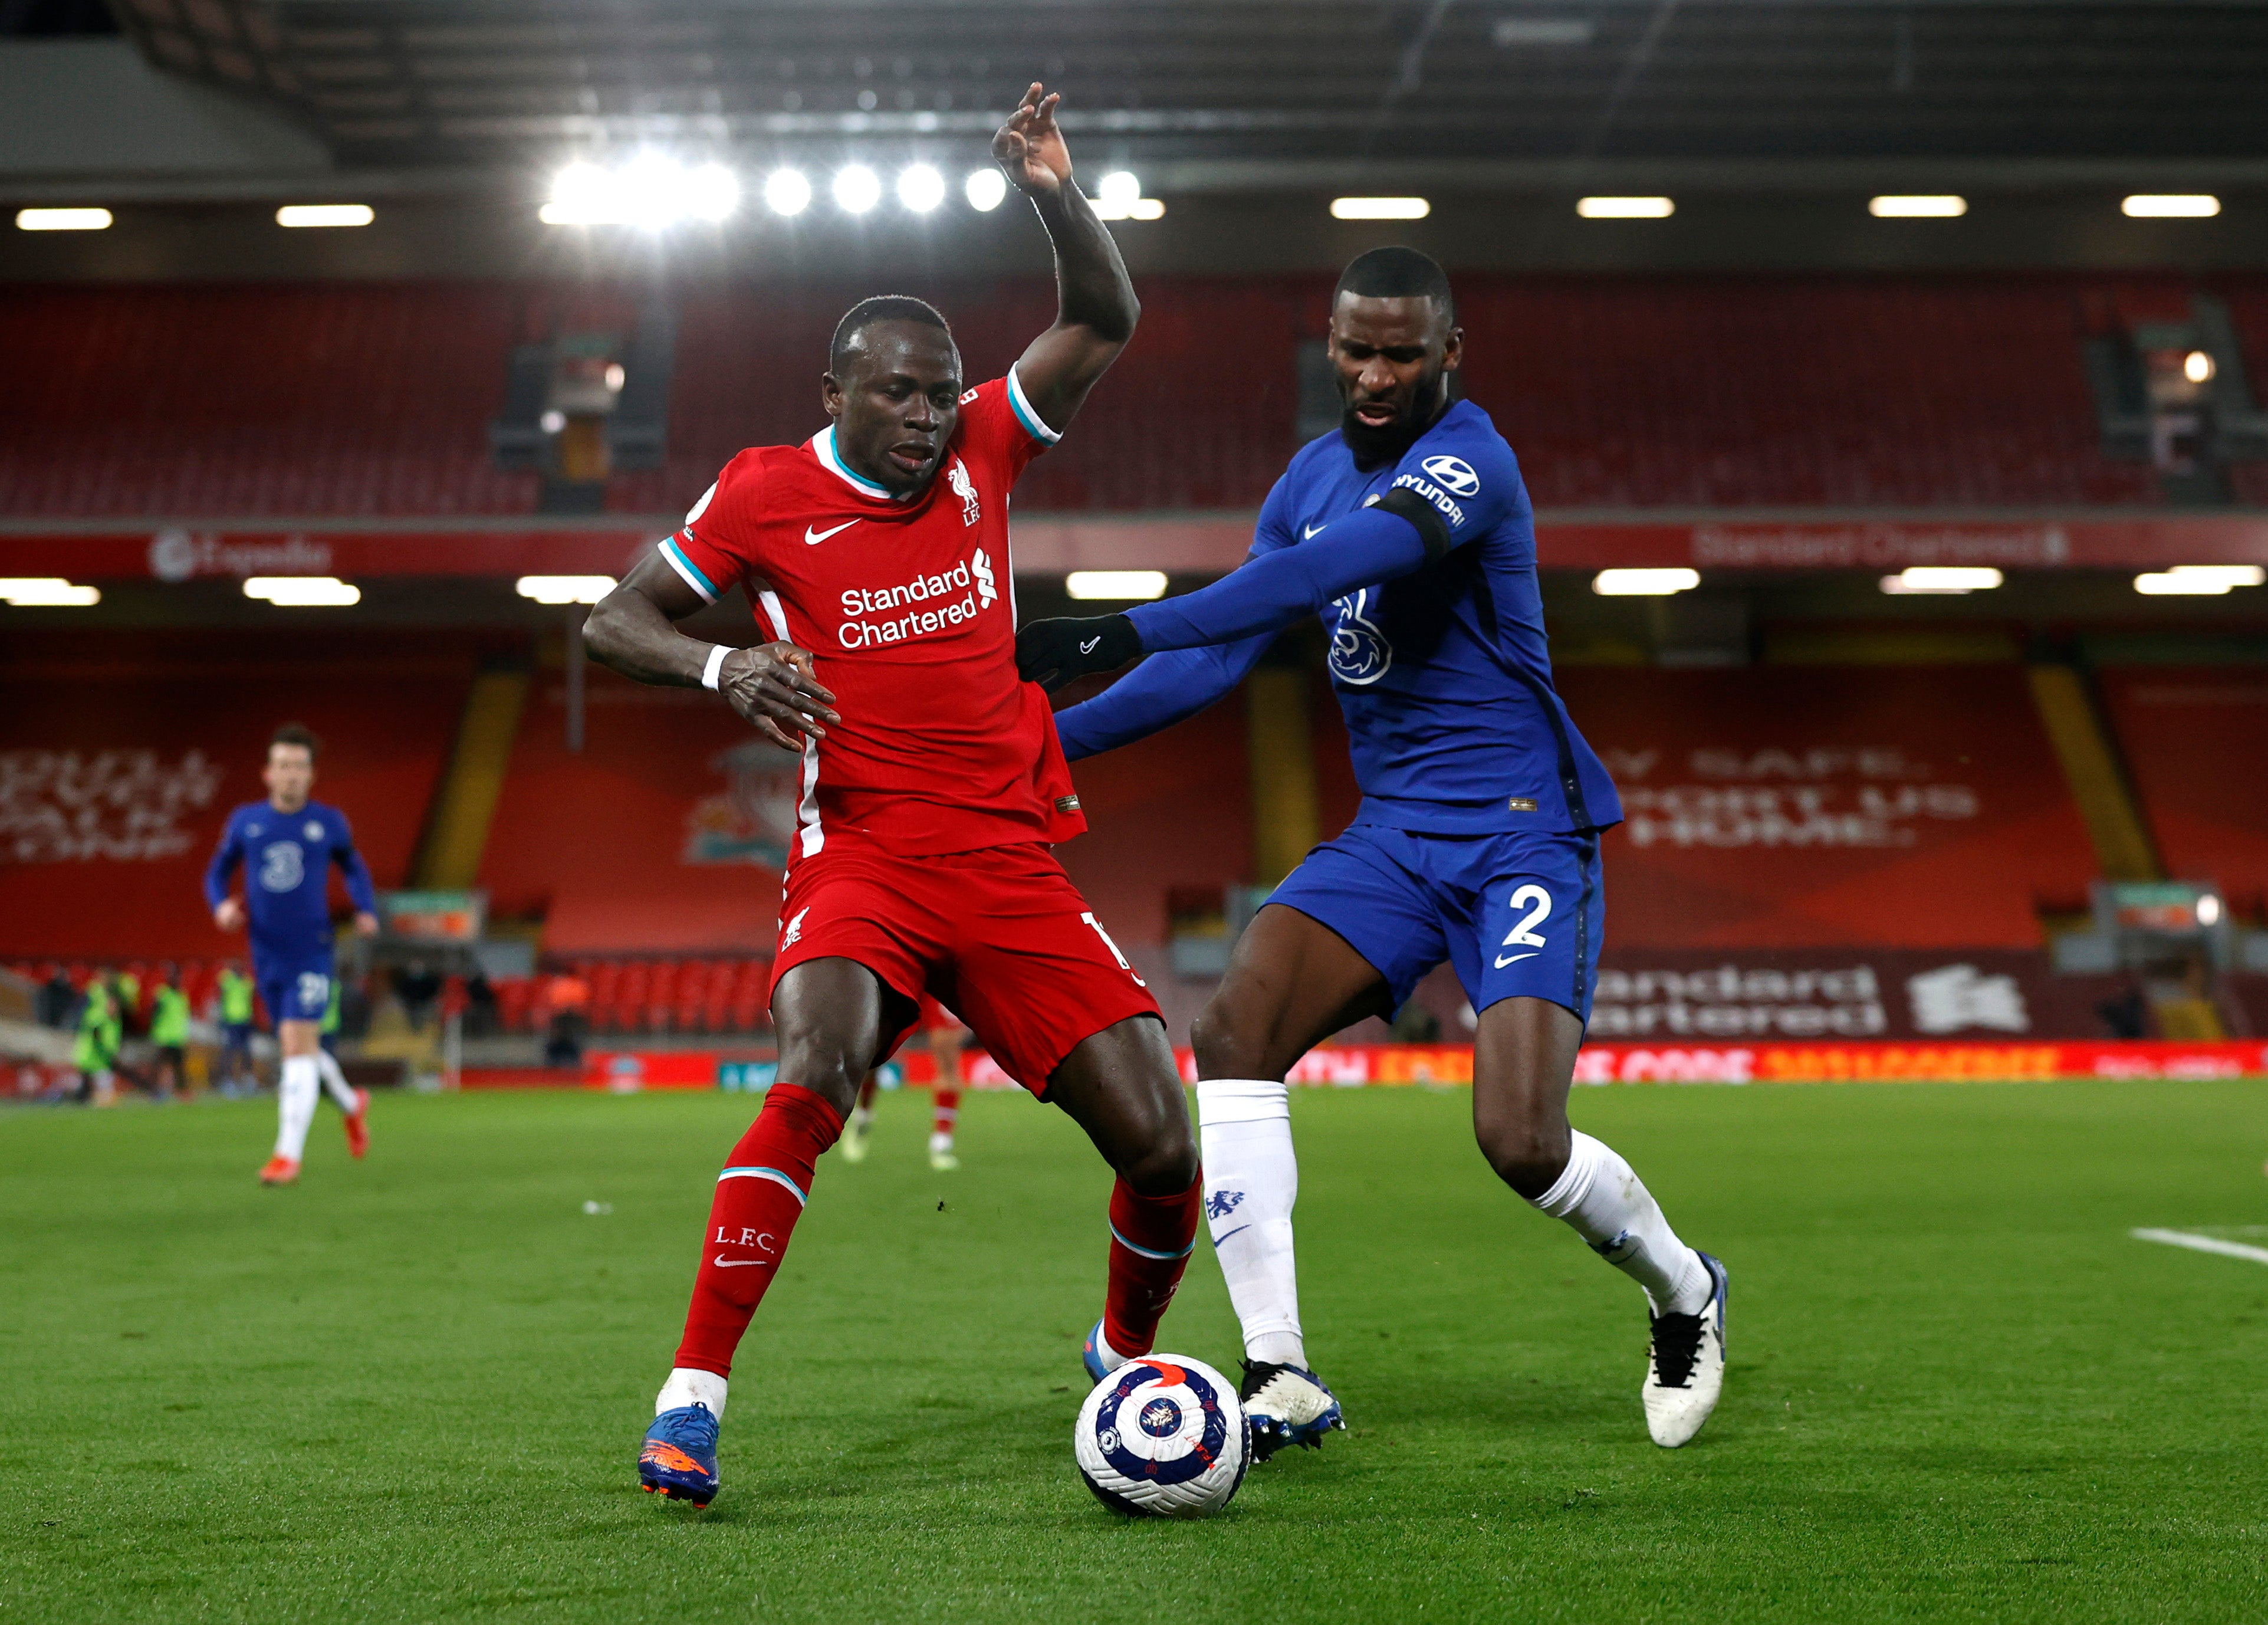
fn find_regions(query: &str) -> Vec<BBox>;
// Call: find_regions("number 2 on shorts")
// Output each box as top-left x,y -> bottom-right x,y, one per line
1495,885 -> 1552,966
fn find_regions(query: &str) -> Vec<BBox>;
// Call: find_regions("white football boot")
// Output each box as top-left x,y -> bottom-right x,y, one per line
1642,1250 -> 1728,1448
1238,1360 -> 1347,1460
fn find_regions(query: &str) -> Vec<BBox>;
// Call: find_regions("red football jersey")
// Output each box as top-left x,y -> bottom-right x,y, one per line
660,370 -> 1084,862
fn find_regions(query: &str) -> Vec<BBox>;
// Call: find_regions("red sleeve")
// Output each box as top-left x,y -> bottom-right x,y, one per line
952,369 -> 1061,489
657,449 -> 766,605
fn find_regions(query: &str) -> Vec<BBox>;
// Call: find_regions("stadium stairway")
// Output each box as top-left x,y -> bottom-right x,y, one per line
2030,661 -> 2229,1039
413,667 -> 531,890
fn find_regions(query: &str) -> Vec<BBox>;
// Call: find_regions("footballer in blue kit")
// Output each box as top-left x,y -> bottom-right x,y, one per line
1018,248 -> 1728,1455
204,724 -> 379,1184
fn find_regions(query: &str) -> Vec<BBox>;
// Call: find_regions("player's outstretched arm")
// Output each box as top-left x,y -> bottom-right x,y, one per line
585,553 -> 840,752
994,83 -> 1139,434
1051,635 -> 1274,759
1018,495 -> 1447,691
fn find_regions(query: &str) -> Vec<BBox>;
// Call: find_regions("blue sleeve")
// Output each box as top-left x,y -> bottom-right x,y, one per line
1125,420 -> 1524,654
1054,638 -> 1273,760
203,815 -> 242,910
1126,504 -> 1431,652
331,815 -> 378,914
1054,475 -> 1301,757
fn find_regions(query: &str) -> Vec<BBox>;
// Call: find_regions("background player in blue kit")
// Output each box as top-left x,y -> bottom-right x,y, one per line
205,724 -> 380,1184
1018,248 -> 1728,1454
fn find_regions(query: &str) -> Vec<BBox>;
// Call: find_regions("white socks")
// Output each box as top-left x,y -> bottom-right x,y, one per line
274,1055 -> 318,1161
1530,1130 -> 1711,1316
315,1050 -> 359,1112
1197,1079 -> 1307,1368
1088,1322 -> 1129,1374
656,1367 -> 728,1422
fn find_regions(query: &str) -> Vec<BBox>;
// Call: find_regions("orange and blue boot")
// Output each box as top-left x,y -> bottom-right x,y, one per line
638,1403 -> 720,1505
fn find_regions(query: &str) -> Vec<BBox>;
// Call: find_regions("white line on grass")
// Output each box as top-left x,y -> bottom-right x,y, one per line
2131,1227 -> 2268,1266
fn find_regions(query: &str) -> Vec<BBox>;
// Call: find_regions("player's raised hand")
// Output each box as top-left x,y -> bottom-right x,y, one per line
993,83 -> 1070,196
213,898 -> 245,933
722,642 -> 840,750
1015,613 -> 1141,694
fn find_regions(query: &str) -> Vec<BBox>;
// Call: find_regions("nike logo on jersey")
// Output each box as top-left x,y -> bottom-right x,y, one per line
805,519 -> 859,546
1495,951 -> 1540,967
1079,636 -> 1102,654
1303,522 -> 1325,539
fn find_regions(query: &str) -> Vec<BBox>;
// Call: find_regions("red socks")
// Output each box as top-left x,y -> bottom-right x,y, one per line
672,1084 -> 1195,1374
1102,1173 -> 1202,1358
673,1083 -> 843,1377
932,1086 -> 961,1141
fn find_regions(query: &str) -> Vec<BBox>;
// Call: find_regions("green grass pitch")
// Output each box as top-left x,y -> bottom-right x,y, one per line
4,1078 -> 2267,1623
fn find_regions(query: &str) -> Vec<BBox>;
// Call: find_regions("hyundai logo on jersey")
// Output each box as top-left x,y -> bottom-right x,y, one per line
1421,454 -> 1481,496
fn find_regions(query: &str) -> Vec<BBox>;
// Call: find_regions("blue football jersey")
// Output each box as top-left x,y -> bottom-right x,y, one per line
1255,400 -> 1622,835
203,800 -> 376,955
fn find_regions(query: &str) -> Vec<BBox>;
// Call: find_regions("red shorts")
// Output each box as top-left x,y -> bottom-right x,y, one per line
769,842 -> 1159,1096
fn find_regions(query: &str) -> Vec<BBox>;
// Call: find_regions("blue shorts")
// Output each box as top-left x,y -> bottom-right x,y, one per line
1267,823 -> 1605,1024
254,951 -> 333,1026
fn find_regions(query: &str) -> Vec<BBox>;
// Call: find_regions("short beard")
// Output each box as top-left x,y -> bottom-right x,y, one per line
1339,375 -> 1449,469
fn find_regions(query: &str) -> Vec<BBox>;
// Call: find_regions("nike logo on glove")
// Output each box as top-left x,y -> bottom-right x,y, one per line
804,520 -> 859,546
1495,952 -> 1540,967
1079,636 -> 1102,654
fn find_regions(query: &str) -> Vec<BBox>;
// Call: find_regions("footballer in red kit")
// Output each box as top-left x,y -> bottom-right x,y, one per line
586,83 -> 1203,1509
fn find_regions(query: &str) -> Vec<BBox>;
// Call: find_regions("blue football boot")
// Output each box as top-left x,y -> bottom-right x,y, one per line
1238,1359 -> 1347,1461
1081,1318 -> 1118,1383
637,1402 -> 721,1505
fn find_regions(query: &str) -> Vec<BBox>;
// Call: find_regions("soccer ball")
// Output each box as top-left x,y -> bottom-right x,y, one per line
1074,1354 -> 1250,1517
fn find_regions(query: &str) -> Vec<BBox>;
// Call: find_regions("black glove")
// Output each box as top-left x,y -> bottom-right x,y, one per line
1015,613 -> 1142,693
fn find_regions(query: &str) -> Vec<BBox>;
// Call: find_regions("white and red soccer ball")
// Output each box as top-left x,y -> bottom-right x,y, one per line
1074,1353 -> 1250,1517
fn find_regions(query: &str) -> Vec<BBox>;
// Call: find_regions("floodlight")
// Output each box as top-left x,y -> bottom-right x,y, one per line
0,577 -> 101,606
897,165 -> 946,212
1869,195 -> 1966,218
2134,564 -> 2264,595
244,577 -> 361,606
833,165 -> 881,214
685,163 -> 741,222
2122,195 -> 2218,218
765,169 -> 813,216
277,205 -> 374,228
1097,172 -> 1141,209
965,168 -> 1008,211
15,208 -> 111,231
1592,569 -> 1699,596
516,575 -> 617,604
1881,566 -> 2003,595
1577,196 -> 1674,218
1066,571 -> 1168,601
1332,197 -> 1430,220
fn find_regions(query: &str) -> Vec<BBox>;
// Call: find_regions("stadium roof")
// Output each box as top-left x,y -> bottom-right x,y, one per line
29,0 -> 2268,196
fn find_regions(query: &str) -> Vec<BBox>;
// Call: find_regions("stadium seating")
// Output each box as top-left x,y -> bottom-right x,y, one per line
484,956 -> 774,1037
16,271 -> 2259,518
2095,665 -> 2268,910
0,629 -> 472,960
1531,664 -> 2099,948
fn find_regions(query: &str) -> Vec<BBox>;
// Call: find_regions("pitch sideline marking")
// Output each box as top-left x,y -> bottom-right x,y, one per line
2129,1227 -> 2268,1267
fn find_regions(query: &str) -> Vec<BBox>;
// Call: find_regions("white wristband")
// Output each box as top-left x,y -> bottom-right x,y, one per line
700,644 -> 729,691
